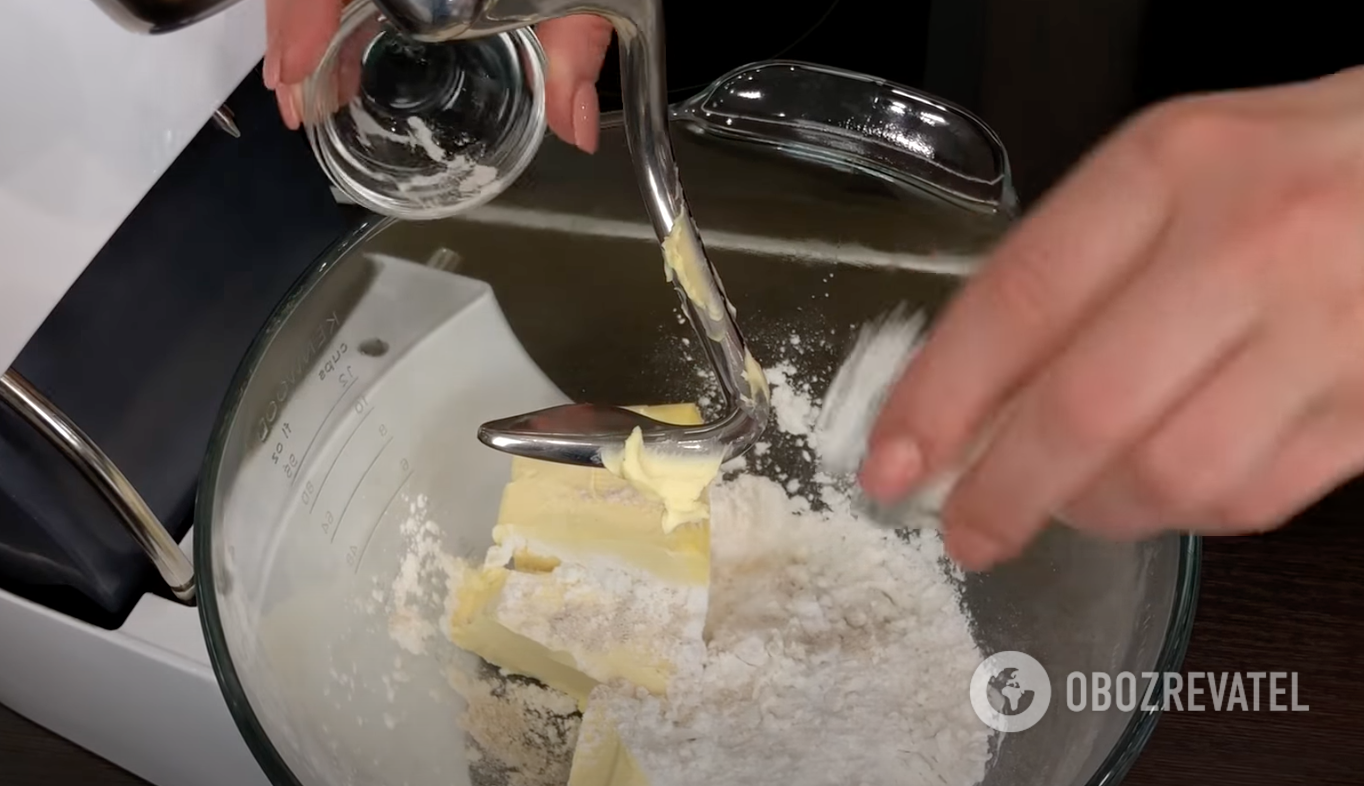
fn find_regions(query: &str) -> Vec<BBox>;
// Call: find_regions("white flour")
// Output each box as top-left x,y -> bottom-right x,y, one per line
389,494 -> 461,656
378,315 -> 992,786
583,326 -> 991,786
479,544 -> 709,692
595,472 -> 989,786
767,360 -> 821,440
383,496 -> 584,786
814,307 -> 998,526
448,665 -> 581,786
346,102 -> 501,205
815,307 -> 928,476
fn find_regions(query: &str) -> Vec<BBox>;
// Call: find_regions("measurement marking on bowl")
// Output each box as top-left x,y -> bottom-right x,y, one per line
310,404 -> 376,514
330,436 -> 394,544
290,375 -> 360,488
355,469 -> 414,573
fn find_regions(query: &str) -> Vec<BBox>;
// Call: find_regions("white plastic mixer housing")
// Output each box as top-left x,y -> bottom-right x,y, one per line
0,6 -> 554,784
1,243 -> 565,786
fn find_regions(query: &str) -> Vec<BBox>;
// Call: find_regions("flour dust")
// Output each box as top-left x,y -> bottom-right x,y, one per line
356,306 -> 993,786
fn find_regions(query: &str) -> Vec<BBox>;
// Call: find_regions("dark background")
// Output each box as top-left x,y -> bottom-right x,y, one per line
3,0 -> 1363,783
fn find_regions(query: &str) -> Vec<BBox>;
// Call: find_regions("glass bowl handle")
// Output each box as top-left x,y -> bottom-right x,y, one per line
674,60 -> 1018,216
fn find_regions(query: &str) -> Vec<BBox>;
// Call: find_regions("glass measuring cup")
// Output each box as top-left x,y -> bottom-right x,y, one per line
302,1 -> 547,219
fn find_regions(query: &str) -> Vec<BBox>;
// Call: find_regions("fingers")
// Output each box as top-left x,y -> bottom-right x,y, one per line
320,14 -> 379,120
860,125 -> 1171,503
274,84 -> 302,129
536,15 -> 615,153
265,0 -> 344,88
264,3 -> 615,144
1063,304 -> 1351,539
1214,401 -> 1364,531
859,71 -> 1364,571
939,223 -> 1264,570
265,0 -> 344,128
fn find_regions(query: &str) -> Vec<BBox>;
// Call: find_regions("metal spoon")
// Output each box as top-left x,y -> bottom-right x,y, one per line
374,0 -> 771,467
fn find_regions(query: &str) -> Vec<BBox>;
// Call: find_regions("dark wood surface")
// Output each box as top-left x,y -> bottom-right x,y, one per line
1121,479 -> 1364,786
3,480 -> 1361,786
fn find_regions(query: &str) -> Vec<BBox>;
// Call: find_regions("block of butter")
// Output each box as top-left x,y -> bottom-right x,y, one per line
567,699 -> 650,786
447,403 -> 712,713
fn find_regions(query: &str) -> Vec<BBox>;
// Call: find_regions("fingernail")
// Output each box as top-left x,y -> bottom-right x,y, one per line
947,525 -> 1006,572
571,81 -> 599,154
277,87 -> 299,130
263,49 -> 281,90
290,84 -> 306,127
859,438 -> 924,502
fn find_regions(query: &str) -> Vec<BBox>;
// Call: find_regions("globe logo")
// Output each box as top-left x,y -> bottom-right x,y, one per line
988,667 -> 1037,716
970,651 -> 1052,732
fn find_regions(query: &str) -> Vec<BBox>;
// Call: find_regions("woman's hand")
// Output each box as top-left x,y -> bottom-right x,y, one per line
860,66 -> 1364,571
263,0 -> 614,153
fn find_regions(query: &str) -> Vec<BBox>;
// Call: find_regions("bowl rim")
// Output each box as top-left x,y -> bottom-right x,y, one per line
195,214 -> 394,786
1079,533 -> 1201,786
196,132 -> 1203,786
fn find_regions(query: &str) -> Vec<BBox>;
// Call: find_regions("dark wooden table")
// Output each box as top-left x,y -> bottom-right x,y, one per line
3,481 -> 1361,786
1122,479 -> 1364,786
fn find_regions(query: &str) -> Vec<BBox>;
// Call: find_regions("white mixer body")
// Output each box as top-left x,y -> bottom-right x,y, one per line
0,0 -> 265,372
0,3 -> 272,784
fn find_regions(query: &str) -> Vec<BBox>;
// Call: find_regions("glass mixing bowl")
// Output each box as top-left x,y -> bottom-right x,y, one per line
197,60 -> 1199,786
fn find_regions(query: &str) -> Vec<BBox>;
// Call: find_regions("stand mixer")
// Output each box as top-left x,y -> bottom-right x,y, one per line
93,0 -> 771,471
93,0 -> 773,472
1,3 -> 1200,786
6,0 -> 764,658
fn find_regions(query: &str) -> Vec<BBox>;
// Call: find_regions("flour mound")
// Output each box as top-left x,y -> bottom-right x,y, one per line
593,472 -> 990,786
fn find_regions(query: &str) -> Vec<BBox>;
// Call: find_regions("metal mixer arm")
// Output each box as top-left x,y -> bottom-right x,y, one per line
0,370 -> 195,602
377,0 -> 770,466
